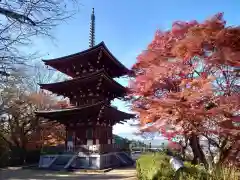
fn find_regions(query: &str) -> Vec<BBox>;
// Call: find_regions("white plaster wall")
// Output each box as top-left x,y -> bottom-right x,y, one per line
87,139 -> 93,145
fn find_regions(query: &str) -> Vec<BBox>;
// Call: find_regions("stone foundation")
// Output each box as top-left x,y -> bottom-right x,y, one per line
39,151 -> 134,170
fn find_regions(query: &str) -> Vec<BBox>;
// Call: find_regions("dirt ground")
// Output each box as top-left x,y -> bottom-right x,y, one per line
0,167 -> 136,180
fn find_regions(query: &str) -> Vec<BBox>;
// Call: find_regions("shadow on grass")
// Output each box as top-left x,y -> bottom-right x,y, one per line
0,168 -> 135,180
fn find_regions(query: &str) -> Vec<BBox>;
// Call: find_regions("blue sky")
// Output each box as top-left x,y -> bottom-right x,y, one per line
34,0 -> 240,144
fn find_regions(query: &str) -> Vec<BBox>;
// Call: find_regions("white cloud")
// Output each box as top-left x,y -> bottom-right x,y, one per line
111,98 -> 137,136
113,121 -> 168,146
113,122 -> 137,135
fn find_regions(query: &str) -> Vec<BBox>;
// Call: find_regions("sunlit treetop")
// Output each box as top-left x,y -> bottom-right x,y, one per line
130,13 -> 240,142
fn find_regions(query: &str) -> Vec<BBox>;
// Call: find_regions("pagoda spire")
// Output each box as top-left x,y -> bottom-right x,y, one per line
89,8 -> 95,48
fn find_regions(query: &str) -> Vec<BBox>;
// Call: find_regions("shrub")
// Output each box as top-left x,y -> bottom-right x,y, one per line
209,166 -> 239,180
0,147 -> 10,167
0,147 -> 40,167
40,145 -> 65,155
136,153 -> 240,180
136,152 -> 174,180
25,150 -> 41,164
8,148 -> 40,166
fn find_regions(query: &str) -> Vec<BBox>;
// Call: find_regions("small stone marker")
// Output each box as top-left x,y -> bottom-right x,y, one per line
169,156 -> 184,171
169,156 -> 185,180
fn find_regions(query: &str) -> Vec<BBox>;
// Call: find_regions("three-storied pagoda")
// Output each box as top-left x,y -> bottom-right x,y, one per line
35,8 -> 135,150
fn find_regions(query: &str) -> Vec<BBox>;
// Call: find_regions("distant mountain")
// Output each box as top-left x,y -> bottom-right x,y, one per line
113,134 -> 129,144
115,133 -> 168,147
113,134 -> 146,146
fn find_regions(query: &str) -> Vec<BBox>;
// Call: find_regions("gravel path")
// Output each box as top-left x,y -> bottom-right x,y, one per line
0,167 -> 136,180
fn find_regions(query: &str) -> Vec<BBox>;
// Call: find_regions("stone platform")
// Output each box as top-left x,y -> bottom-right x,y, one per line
39,152 -> 134,170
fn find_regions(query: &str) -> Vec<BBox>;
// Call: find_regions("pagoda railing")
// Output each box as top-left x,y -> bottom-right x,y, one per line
41,143 -> 130,155
73,144 -> 129,154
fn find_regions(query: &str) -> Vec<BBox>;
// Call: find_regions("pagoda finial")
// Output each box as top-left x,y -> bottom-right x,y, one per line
89,8 -> 95,48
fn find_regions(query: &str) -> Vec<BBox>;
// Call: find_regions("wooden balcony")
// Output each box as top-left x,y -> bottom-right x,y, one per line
41,143 -> 130,155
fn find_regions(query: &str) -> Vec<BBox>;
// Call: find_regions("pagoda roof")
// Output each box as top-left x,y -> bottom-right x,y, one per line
42,42 -> 131,78
35,101 -> 135,125
38,69 -> 126,97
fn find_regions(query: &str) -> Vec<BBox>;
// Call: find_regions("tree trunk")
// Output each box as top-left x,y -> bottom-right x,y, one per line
189,134 -> 208,169
179,137 -> 188,160
216,146 -> 232,166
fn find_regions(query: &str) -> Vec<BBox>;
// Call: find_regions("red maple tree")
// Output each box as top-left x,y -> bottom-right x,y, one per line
26,92 -> 68,149
129,13 -> 240,168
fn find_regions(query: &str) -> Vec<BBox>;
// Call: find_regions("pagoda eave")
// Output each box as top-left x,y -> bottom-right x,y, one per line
35,102 -> 135,125
42,42 -> 131,78
42,42 -> 102,63
38,69 -> 127,97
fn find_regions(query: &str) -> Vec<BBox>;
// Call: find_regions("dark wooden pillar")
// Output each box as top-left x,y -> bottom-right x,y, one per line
65,125 -> 68,150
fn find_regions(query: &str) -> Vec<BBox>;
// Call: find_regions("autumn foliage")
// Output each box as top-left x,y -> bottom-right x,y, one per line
27,92 -> 68,149
130,13 -> 240,167
0,87 -> 67,152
